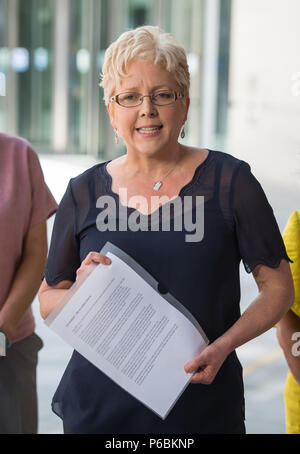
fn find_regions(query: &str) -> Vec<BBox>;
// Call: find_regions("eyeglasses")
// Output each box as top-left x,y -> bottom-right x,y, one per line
110,89 -> 184,108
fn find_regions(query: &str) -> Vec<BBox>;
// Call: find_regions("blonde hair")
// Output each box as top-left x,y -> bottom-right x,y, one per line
100,25 -> 190,104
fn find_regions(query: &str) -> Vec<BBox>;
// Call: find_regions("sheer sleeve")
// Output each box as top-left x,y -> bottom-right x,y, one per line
44,180 -> 81,285
233,161 -> 292,273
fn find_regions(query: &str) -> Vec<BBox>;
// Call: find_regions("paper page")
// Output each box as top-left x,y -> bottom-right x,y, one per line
45,244 -> 208,419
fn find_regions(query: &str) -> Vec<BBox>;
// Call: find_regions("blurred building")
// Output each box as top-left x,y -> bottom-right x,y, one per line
0,0 -> 232,158
227,0 -> 300,196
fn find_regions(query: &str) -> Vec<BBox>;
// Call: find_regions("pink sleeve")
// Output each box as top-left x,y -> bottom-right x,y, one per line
27,146 -> 58,228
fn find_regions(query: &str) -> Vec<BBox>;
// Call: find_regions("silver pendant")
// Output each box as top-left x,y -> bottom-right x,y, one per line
153,181 -> 162,191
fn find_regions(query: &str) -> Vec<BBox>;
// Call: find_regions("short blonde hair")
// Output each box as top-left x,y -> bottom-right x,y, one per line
100,25 -> 190,105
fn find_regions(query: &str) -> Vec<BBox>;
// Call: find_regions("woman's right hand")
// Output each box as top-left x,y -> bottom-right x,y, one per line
39,252 -> 111,319
76,251 -> 111,281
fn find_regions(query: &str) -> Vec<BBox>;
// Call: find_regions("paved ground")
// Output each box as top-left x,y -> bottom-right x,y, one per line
32,153 -> 298,434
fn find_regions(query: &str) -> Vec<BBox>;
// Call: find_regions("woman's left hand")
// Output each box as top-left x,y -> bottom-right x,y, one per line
184,341 -> 230,385
184,260 -> 294,385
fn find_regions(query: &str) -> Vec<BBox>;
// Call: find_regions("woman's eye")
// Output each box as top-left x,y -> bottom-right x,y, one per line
157,92 -> 172,99
124,94 -> 138,100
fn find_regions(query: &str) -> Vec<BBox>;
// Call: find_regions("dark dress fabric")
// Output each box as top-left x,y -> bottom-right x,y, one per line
45,150 -> 291,434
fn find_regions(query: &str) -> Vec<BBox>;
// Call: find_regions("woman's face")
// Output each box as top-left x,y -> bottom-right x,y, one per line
107,60 -> 190,158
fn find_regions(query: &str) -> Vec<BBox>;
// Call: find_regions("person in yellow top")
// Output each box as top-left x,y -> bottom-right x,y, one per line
277,210 -> 300,434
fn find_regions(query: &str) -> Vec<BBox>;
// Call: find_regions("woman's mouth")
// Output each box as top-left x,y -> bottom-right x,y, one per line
136,125 -> 163,136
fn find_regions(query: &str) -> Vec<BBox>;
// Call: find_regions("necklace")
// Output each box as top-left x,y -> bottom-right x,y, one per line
152,158 -> 180,191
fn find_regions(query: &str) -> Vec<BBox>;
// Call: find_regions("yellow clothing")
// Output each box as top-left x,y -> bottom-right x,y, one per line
283,210 -> 300,318
282,210 -> 300,434
284,370 -> 300,434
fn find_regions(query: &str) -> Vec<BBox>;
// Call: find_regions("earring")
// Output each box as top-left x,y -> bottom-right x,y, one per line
180,126 -> 185,139
115,130 -> 119,145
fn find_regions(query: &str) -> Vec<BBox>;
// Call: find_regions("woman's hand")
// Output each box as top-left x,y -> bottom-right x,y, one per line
184,341 -> 230,385
75,251 -> 111,280
39,251 -> 111,320
184,260 -> 294,385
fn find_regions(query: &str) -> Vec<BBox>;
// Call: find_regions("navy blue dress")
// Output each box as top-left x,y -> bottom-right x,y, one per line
45,150 -> 290,434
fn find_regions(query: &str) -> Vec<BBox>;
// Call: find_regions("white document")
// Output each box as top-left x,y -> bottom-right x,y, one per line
45,242 -> 209,419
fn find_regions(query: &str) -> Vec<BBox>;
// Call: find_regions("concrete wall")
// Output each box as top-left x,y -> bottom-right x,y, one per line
227,0 -> 300,226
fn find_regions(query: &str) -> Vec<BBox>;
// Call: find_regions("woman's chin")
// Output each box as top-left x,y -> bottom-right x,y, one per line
127,143 -> 165,157
127,138 -> 179,157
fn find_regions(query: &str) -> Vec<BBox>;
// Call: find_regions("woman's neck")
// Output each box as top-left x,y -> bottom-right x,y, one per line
122,144 -> 186,179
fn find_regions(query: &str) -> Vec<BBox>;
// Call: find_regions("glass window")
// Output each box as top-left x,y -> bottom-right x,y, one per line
0,0 -> 8,49
215,0 -> 232,150
98,0 -> 110,159
1,0 -> 228,157
68,0 -> 91,153
17,0 -> 54,146
161,0 -> 204,146
128,0 -> 151,28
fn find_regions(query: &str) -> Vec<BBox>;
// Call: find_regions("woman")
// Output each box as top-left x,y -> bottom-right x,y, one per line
38,26 -> 294,434
277,211 -> 300,434
0,133 -> 57,433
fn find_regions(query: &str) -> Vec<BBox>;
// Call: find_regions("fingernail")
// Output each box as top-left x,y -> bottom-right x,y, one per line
105,258 -> 111,265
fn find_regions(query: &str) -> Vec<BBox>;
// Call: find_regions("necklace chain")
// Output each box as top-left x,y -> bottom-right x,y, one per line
152,158 -> 180,191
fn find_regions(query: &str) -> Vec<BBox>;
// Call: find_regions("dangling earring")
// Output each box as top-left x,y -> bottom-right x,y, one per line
115,130 -> 119,145
180,126 -> 185,139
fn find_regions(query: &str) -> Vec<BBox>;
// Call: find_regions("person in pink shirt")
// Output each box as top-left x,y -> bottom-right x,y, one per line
0,133 -> 57,434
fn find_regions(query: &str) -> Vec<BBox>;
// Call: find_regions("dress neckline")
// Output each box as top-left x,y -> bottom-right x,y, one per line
102,149 -> 213,217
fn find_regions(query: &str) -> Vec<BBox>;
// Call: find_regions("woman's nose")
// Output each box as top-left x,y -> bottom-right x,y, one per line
139,96 -> 158,117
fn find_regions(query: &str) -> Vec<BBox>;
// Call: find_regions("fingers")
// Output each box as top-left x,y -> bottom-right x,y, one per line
184,358 -> 200,374
83,252 -> 111,266
184,358 -> 215,385
184,343 -> 227,385
76,252 -> 111,279
189,367 -> 216,385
